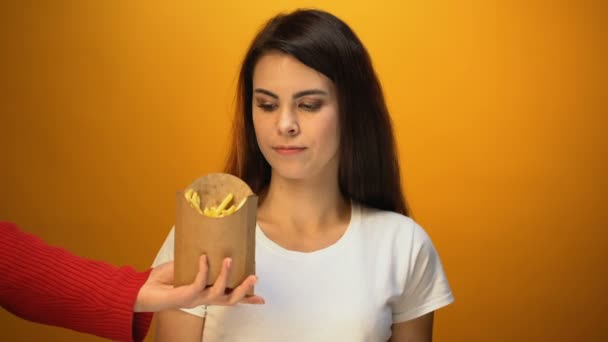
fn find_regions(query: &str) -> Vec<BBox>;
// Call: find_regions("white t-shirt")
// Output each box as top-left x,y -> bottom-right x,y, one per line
152,202 -> 454,341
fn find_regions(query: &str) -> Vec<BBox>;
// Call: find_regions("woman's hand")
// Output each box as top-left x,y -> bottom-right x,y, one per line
134,255 -> 264,312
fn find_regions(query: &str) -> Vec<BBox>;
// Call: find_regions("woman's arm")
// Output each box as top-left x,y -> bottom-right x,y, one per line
0,221 -> 153,342
389,312 -> 434,342
155,309 -> 205,342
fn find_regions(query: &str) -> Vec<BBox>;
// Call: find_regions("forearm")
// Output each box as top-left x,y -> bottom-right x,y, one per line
0,221 -> 153,341
389,312 -> 434,342
154,309 -> 204,342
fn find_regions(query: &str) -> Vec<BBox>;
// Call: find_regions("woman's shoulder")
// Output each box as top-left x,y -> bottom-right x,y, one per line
356,202 -> 416,229
354,202 -> 430,243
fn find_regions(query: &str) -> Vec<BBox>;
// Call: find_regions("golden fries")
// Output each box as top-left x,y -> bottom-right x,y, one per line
217,193 -> 234,212
184,188 -> 204,215
184,189 -> 245,217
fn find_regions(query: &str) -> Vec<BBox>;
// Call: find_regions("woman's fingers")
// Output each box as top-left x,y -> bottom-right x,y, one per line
149,256 -> 264,310
192,255 -> 208,291
208,257 -> 231,299
227,275 -> 262,305
239,295 -> 266,305
178,257 -> 265,307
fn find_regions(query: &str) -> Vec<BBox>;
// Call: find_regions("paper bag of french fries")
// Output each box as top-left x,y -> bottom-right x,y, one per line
174,173 -> 257,294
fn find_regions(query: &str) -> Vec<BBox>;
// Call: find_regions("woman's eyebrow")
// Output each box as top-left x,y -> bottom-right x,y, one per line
293,89 -> 328,99
254,88 -> 278,99
254,88 -> 329,99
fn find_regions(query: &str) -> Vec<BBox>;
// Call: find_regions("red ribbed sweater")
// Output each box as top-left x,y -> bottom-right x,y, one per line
0,221 -> 153,341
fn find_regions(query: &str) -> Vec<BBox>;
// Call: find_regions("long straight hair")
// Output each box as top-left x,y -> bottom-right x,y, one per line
225,9 -> 409,216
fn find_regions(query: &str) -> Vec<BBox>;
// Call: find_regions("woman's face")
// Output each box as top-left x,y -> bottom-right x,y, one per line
252,52 -> 340,182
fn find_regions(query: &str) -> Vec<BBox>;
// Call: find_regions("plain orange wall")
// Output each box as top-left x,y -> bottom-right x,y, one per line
1,1 -> 606,341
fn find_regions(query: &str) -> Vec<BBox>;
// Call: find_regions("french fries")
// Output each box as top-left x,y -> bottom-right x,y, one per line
184,189 -> 247,218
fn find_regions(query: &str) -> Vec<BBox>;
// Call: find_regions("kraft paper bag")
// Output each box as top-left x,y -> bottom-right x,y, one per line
174,173 -> 257,294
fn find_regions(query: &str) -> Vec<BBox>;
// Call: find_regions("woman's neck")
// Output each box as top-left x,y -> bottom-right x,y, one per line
257,172 -> 350,234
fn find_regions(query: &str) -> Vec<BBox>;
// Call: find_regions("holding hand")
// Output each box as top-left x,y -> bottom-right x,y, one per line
134,255 -> 264,312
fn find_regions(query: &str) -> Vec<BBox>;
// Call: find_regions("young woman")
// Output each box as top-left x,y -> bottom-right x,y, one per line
153,9 -> 453,341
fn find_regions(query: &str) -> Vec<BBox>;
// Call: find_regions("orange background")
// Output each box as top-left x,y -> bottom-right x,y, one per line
1,1 -> 606,341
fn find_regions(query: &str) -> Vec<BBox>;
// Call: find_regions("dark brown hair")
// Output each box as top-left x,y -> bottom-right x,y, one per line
225,9 -> 409,216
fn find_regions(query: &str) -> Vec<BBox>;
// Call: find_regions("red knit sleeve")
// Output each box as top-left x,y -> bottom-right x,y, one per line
0,221 -> 154,342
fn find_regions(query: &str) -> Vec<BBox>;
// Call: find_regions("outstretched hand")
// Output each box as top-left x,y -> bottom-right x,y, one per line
134,255 -> 264,312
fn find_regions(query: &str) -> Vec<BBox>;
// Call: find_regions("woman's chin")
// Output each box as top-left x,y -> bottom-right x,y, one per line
271,167 -> 311,181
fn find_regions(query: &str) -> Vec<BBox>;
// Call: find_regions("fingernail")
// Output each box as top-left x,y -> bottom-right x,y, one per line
226,258 -> 232,267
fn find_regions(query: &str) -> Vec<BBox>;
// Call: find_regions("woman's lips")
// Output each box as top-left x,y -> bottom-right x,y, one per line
273,146 -> 307,155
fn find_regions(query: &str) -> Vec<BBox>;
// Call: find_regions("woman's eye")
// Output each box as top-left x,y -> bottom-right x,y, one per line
299,102 -> 322,112
256,103 -> 277,112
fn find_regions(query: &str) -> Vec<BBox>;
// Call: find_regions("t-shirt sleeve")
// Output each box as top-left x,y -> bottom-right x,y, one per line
152,227 -> 207,318
390,222 -> 454,323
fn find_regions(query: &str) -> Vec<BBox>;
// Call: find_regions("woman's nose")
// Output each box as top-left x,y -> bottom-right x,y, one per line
277,106 -> 300,136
